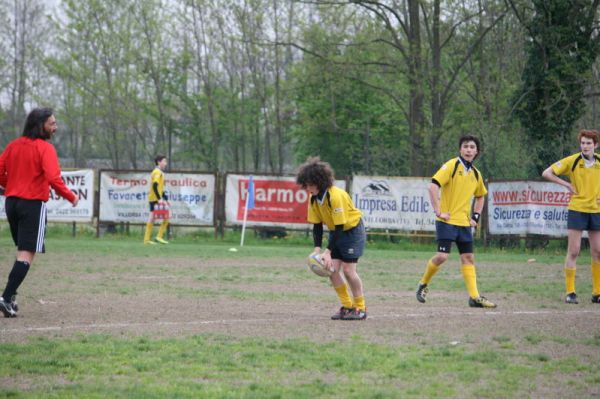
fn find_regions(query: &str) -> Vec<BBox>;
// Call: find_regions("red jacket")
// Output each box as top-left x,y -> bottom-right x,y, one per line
0,137 -> 76,203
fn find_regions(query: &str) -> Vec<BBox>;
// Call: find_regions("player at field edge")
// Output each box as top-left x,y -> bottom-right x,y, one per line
0,107 -> 79,318
415,135 -> 497,308
143,155 -> 170,245
296,157 -> 368,320
542,129 -> 600,304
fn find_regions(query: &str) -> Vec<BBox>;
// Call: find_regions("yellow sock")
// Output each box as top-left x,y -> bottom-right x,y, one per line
420,259 -> 441,285
592,262 -> 600,295
157,220 -> 169,239
334,284 -> 354,309
565,268 -> 576,294
354,296 -> 366,311
461,264 -> 480,299
144,222 -> 154,242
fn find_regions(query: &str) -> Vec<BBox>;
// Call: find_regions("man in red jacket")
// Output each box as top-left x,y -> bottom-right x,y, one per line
0,108 -> 78,317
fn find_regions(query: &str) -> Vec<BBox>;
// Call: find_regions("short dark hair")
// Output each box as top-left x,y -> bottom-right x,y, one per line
154,155 -> 166,165
458,135 -> 481,158
22,107 -> 54,139
578,129 -> 599,144
296,156 -> 335,192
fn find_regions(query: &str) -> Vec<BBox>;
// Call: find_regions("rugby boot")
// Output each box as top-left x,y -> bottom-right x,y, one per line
416,283 -> 429,303
565,292 -> 578,304
468,296 -> 497,308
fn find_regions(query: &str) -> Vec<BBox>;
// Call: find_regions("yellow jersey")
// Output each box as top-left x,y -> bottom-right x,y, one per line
551,153 -> 600,213
432,157 -> 487,227
307,186 -> 362,230
148,167 -> 165,202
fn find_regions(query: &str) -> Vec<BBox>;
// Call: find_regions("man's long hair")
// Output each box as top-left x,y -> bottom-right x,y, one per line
22,107 -> 54,139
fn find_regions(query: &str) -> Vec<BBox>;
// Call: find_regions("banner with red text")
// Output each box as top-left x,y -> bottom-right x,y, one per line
0,169 -> 94,222
99,171 -> 215,225
488,181 -> 570,236
224,174 -> 346,228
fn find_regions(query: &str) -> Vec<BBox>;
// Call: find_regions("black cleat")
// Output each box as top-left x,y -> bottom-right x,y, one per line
342,308 -> 367,320
416,283 -> 429,303
591,295 -> 599,303
331,307 -> 352,320
0,297 -> 17,318
468,296 -> 497,308
10,295 -> 18,313
565,292 -> 578,304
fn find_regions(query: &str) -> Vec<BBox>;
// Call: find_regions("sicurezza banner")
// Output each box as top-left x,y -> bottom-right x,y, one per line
488,181 -> 570,236
0,169 -> 94,222
351,176 -> 435,231
224,174 -> 346,228
99,171 -> 215,225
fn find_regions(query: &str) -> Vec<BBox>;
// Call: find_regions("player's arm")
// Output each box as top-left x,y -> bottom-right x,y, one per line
542,166 -> 576,194
429,182 -> 450,221
471,196 -> 485,227
321,224 -> 343,267
41,145 -> 77,205
312,223 -> 323,254
0,145 -> 9,189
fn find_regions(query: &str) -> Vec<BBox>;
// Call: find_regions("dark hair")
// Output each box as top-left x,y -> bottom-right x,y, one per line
296,156 -> 335,192
22,107 -> 54,139
154,155 -> 166,165
458,135 -> 481,158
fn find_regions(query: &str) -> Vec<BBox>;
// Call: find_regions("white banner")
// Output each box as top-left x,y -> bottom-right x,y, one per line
0,169 -> 94,222
225,174 -> 346,228
488,181 -> 570,236
99,171 -> 215,225
351,176 -> 435,231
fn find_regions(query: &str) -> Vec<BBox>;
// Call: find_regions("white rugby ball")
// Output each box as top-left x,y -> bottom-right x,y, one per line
307,253 -> 332,277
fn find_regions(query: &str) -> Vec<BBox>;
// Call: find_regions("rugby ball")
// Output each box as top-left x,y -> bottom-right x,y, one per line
307,253 -> 332,277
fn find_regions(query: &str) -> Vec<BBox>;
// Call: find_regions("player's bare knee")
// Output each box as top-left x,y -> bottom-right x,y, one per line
433,253 -> 449,264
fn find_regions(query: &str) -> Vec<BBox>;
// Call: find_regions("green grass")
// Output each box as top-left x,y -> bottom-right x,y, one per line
0,334 -> 595,399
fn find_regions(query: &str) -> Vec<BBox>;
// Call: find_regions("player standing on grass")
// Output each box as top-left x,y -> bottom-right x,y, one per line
143,155 -> 170,245
0,107 -> 78,318
296,157 -> 367,320
542,129 -> 600,304
415,135 -> 497,308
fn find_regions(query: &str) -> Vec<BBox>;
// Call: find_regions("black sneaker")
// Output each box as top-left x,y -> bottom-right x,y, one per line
468,296 -> 497,308
10,295 -> 18,313
331,307 -> 352,320
591,295 -> 599,303
565,292 -> 578,304
0,297 -> 17,318
342,308 -> 367,320
416,283 -> 429,303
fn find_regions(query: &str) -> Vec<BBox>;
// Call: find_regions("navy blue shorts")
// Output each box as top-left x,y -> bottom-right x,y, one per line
5,197 -> 47,253
567,210 -> 600,231
435,221 -> 473,254
328,219 -> 366,262
149,201 -> 158,211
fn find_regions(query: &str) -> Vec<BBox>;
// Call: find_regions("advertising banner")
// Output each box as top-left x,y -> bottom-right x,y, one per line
0,169 -> 94,222
99,171 -> 215,225
351,176 -> 435,231
224,174 -> 346,228
488,181 -> 570,236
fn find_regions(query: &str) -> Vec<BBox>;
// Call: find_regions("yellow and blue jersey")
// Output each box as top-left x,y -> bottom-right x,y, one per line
551,153 -> 600,213
432,157 -> 487,227
307,186 -> 362,230
148,167 -> 165,202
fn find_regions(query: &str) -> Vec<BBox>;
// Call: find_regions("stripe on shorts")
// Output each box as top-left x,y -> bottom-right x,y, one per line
36,202 -> 47,252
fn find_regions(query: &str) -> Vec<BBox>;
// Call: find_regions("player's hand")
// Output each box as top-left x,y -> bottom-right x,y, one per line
470,219 -> 478,228
321,250 -> 333,269
568,184 -> 577,195
439,212 -> 451,221
72,197 -> 79,207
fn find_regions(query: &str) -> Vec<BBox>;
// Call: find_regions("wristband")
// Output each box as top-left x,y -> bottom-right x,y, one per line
471,212 -> 480,223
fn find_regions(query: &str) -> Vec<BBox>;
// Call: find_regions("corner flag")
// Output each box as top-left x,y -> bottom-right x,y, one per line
247,175 -> 255,210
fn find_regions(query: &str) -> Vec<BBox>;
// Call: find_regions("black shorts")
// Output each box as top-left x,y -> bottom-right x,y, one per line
149,201 -> 158,211
328,219 -> 366,263
567,210 -> 600,231
5,197 -> 47,253
435,221 -> 473,254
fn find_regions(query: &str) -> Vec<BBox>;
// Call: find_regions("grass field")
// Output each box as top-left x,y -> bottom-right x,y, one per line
0,228 -> 599,398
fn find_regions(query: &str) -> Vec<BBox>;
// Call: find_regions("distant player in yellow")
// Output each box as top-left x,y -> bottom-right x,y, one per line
296,157 -> 367,320
416,135 -> 497,308
143,155 -> 170,245
542,129 -> 600,304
